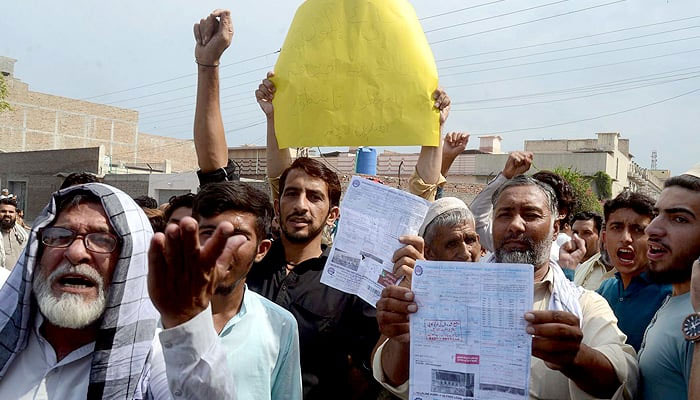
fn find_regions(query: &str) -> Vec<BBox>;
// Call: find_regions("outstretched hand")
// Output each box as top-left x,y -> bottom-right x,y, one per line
148,217 -> 246,328
194,9 -> 234,66
256,71 -> 276,117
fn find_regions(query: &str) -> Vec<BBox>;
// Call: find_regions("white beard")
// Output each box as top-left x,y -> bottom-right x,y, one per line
495,225 -> 555,267
32,261 -> 106,329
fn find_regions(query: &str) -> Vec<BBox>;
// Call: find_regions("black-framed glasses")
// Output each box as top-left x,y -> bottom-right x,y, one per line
40,227 -> 119,254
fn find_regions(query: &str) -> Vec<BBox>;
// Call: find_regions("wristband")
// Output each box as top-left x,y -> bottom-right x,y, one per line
195,59 -> 219,68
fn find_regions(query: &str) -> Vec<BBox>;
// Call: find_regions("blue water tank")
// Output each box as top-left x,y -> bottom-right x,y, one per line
355,147 -> 377,175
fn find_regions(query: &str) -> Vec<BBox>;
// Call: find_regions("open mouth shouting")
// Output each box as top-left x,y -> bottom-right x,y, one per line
615,247 -> 637,266
47,263 -> 104,299
647,240 -> 669,262
56,274 -> 98,293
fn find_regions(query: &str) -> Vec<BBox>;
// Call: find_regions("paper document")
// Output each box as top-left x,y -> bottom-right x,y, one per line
320,176 -> 429,306
410,261 -> 533,400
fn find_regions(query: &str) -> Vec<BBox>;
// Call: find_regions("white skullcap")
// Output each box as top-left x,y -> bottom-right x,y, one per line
684,163 -> 700,178
418,197 -> 470,237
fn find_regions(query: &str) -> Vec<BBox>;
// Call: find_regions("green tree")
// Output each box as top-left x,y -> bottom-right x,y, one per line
553,167 -> 603,214
592,171 -> 613,201
0,74 -> 11,113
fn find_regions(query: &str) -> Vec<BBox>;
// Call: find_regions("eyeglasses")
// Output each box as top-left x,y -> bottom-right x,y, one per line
40,227 -> 119,254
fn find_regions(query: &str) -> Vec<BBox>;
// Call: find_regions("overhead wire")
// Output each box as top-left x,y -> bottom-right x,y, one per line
111,119 -> 267,159
477,87 -> 700,135
129,79 -> 260,109
451,65 -> 700,104
419,0 -> 506,21
149,108 -> 260,131
144,39 -> 700,124
435,15 -> 700,63
64,0 -> 694,149
440,35 -> 700,77
137,22 -> 700,123
140,95 -> 256,123
451,73 -> 700,111
79,0 -> 623,108
139,90 -> 252,118
428,0 -> 626,45
104,65 -> 273,105
139,21 -> 700,119
78,50 -> 279,102
439,25 -> 700,69
424,0 -> 570,34
444,48 -> 700,88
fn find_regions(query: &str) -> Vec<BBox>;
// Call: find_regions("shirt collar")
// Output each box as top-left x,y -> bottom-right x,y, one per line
219,285 -> 250,337
267,239 -> 329,273
33,312 -> 95,367
534,264 -> 554,292
613,270 -> 654,284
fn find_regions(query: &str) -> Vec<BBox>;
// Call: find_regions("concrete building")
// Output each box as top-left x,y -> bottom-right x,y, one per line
0,56 -> 198,172
0,147 -> 104,219
224,132 -> 666,200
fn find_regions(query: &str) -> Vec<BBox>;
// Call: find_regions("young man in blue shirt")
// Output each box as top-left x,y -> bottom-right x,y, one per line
596,191 -> 671,351
638,166 -> 700,399
149,181 -> 303,399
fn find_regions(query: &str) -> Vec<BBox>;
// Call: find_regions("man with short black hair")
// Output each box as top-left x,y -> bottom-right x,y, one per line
576,192 -> 654,291
59,172 -> 102,190
593,192 -> 671,351
638,165 -> 700,399
164,193 -> 195,226
133,195 -> 158,210
0,197 -> 28,271
571,211 -> 603,263
149,181 -> 302,399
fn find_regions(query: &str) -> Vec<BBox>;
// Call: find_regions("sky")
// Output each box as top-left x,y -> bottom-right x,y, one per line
1,0 -> 699,175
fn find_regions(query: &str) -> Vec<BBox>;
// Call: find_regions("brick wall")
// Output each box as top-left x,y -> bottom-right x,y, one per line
1,76 -> 197,173
133,132 -> 198,172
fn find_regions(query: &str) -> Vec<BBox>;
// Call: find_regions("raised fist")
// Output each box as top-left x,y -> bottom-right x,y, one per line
194,9 -> 234,66
443,132 -> 469,160
503,151 -> 534,179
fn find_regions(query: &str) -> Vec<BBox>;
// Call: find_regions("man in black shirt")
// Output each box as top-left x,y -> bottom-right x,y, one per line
191,10 -> 380,399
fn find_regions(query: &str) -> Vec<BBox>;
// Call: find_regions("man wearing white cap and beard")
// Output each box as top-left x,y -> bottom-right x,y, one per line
370,197 -> 482,396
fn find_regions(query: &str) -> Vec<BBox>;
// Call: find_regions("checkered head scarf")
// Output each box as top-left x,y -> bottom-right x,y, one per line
0,183 -> 157,399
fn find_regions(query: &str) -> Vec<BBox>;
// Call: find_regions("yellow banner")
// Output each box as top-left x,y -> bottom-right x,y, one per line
272,0 -> 439,149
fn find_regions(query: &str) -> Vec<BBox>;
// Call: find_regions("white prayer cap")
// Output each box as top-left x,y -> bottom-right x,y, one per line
684,163 -> 700,178
418,197 -> 470,237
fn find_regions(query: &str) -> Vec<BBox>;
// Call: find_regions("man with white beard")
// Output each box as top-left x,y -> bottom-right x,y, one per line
0,183 -> 236,399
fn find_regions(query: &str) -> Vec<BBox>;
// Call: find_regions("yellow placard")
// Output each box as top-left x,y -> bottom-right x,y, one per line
272,0 -> 440,149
